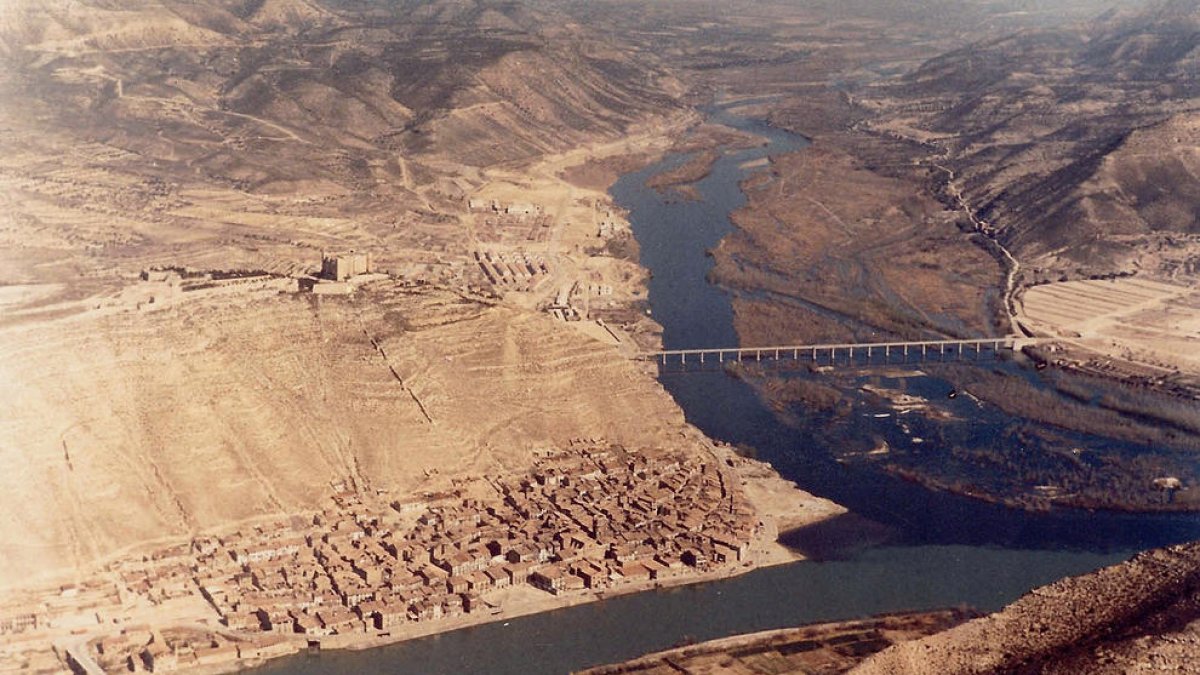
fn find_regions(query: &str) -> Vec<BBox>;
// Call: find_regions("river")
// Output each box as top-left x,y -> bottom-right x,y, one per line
256,102 -> 1199,674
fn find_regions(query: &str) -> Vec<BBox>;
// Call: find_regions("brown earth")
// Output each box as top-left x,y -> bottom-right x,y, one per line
0,0 -> 685,292
0,281 -> 700,590
651,0 -> 1200,514
712,146 -> 1005,347
856,2 -> 1200,284
2,0 -> 1199,669
0,8 -> 865,660
579,609 -> 976,675
0,0 -> 698,592
1019,278 -> 1200,383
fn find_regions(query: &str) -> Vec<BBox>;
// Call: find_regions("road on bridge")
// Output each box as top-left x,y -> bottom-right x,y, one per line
642,336 -> 1047,367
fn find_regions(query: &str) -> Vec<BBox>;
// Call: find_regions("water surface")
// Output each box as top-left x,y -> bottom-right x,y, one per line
256,546 -> 1123,675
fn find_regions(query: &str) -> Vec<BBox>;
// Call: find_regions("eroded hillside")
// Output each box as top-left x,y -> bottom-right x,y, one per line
862,0 -> 1200,282
0,0 -> 703,594
0,0 -> 682,292
0,282 -> 690,589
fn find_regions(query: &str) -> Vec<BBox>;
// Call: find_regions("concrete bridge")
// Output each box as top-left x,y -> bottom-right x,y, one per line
641,336 -> 1045,367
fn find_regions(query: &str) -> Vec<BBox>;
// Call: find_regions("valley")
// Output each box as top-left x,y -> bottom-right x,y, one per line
2,0 -> 1200,673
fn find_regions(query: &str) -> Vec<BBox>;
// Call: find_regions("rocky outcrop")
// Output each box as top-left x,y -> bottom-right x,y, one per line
853,542 -> 1200,674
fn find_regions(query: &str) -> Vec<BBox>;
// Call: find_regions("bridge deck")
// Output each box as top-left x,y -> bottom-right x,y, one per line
641,336 -> 1044,361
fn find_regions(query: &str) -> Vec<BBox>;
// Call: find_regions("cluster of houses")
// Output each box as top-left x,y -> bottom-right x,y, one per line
81,626 -> 297,674
467,198 -> 541,216
495,448 -> 757,595
197,447 -> 753,635
47,446 -> 758,673
473,249 -> 551,291
467,198 -> 553,244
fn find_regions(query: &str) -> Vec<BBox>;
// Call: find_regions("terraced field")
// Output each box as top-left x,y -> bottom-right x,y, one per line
1019,278 -> 1200,372
0,282 -> 689,590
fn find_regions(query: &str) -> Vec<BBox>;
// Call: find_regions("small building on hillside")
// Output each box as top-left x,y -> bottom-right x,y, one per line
506,202 -> 538,216
321,252 -> 371,281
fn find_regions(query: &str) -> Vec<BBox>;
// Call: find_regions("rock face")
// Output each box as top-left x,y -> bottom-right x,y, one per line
0,284 -> 690,589
852,543 -> 1200,674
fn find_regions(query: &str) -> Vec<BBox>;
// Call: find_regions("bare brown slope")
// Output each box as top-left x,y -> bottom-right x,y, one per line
1059,115 -> 1200,279
861,0 -> 1200,282
852,543 -> 1200,674
0,0 -> 682,292
0,283 -> 687,590
1,0 -> 680,171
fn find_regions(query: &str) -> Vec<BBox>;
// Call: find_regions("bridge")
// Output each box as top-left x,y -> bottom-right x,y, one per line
640,336 -> 1045,367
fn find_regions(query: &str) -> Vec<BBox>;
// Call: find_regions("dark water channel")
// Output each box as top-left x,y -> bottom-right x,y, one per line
618,102 -> 1200,551
258,102 -> 1199,674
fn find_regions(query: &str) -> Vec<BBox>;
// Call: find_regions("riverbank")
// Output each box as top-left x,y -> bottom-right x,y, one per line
579,540 -> 1200,675
229,441 -> 845,674
224,93 -> 1191,665
694,89 -> 1200,516
7,431 -> 843,675
644,150 -> 718,200
0,105 -> 859,675
854,541 -> 1200,674
33,95 -> 1196,675
577,608 -> 976,675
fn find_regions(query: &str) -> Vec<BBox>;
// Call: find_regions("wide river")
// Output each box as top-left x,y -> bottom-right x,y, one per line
257,103 -> 1200,674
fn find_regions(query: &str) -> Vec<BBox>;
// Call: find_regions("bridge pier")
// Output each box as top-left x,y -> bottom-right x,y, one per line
645,337 -> 1039,369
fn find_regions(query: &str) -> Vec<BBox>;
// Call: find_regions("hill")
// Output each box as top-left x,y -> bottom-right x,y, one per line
0,0 -> 692,588
0,0 -> 682,292
865,0 -> 1200,283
